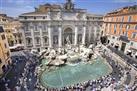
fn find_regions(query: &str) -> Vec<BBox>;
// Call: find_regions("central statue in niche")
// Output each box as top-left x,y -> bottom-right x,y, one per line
66,35 -> 71,45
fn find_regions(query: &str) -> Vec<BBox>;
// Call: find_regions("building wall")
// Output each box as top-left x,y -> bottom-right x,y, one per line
103,5 -> 137,53
19,3 -> 103,52
0,15 -> 23,47
0,28 -> 11,77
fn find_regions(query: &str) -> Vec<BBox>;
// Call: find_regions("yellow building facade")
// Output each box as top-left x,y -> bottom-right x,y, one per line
0,26 -> 11,77
0,14 -> 23,47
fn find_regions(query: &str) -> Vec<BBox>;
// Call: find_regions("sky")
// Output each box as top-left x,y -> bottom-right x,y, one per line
0,0 -> 137,17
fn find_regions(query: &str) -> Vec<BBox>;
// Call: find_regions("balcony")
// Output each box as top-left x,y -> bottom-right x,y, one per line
35,43 -> 41,47
26,43 -> 33,47
42,32 -> 48,36
43,43 -> 49,46
25,32 -> 31,36
34,32 -> 40,36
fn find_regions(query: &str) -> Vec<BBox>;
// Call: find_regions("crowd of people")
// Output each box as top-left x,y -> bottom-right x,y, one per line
0,51 -> 39,91
0,44 -> 137,91
14,52 -> 39,91
0,55 -> 27,91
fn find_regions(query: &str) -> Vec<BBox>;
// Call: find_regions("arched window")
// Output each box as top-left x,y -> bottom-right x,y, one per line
26,37 -> 32,45
43,37 -> 48,44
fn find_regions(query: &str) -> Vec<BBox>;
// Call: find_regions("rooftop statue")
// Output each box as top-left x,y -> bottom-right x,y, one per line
64,0 -> 74,10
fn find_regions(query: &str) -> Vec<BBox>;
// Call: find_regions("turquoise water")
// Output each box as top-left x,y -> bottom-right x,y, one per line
40,57 -> 111,88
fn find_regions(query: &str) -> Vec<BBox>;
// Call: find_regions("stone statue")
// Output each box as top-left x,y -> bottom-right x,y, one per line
64,0 -> 74,10
66,35 -> 71,44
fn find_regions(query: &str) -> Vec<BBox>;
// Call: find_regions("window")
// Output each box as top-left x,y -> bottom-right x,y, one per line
122,31 -> 125,35
128,16 -> 132,22
132,33 -> 136,39
125,31 -> 128,37
26,38 -> 31,45
1,34 -> 5,40
44,37 -> 48,44
135,25 -> 137,30
38,25 -> 42,29
29,25 -> 34,30
34,23 -> 38,31
121,16 -> 124,22
116,18 -> 118,22
24,16 -> 27,20
34,17 -> 36,19
0,58 -> 2,64
7,51 -> 10,57
19,39 -> 22,44
119,24 -> 122,28
35,37 -> 40,44
4,43 -> 7,48
2,19 -> 6,21
43,17 -> 45,19
37,48 -> 40,52
106,18 -> 109,21
43,24 -> 47,31
24,24 -> 28,31
121,24 -> 124,28
126,25 -> 130,30
114,24 -> 117,34
111,18 -> 113,22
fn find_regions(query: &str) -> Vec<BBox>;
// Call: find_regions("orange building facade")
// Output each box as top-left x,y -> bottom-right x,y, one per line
103,5 -> 137,56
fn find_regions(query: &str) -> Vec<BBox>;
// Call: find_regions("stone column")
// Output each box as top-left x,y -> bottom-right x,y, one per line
22,28 -> 27,49
74,26 -> 78,45
94,27 -> 97,41
82,26 -> 86,45
48,25 -> 52,48
39,27 -> 43,50
58,26 -> 62,47
31,28 -> 35,48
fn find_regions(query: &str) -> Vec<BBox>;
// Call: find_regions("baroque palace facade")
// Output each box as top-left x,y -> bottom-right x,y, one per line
103,5 -> 137,55
19,0 -> 103,52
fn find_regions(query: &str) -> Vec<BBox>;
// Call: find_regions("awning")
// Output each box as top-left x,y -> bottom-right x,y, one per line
9,46 -> 17,49
130,47 -> 137,51
16,44 -> 24,47
119,36 -> 129,42
127,49 -> 132,53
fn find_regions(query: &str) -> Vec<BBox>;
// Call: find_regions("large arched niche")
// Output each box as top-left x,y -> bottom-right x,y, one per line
63,26 -> 75,45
